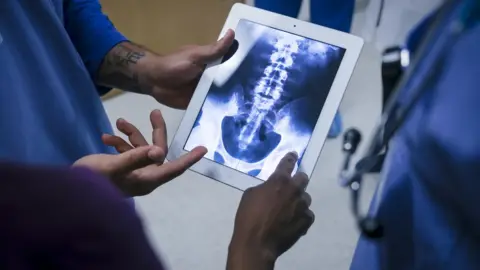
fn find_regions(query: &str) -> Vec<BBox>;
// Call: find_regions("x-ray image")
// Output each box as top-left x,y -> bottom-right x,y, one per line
185,20 -> 346,181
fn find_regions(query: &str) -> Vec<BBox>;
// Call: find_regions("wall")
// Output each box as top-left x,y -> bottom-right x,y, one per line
100,0 -> 240,99
101,0 -> 240,52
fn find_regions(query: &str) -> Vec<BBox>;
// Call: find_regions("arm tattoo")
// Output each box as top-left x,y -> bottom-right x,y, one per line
97,42 -> 152,94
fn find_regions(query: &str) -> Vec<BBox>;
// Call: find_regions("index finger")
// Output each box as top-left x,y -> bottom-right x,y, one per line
274,152 -> 298,176
150,110 -> 168,156
110,146 -> 156,176
145,146 -> 207,183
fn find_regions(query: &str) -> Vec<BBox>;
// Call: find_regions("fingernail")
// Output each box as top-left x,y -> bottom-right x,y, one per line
197,146 -> 208,154
291,151 -> 298,159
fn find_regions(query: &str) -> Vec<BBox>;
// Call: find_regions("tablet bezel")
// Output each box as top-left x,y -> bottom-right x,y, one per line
167,3 -> 364,191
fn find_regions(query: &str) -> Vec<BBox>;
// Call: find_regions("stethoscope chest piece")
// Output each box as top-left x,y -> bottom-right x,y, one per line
359,217 -> 384,239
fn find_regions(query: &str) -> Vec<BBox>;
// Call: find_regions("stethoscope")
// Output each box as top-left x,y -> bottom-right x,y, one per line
338,0 -> 479,239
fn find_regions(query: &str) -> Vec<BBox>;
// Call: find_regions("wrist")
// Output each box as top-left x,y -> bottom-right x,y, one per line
135,54 -> 159,95
98,41 -> 159,95
227,239 -> 276,270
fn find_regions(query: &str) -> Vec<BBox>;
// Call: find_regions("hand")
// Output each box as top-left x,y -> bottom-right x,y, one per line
73,110 -> 207,196
227,152 -> 314,270
144,29 -> 235,109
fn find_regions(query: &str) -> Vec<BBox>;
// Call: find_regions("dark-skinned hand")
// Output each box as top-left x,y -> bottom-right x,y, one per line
227,152 -> 314,270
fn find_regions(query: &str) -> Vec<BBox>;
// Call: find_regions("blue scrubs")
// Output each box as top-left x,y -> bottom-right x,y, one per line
351,9 -> 480,270
255,0 -> 354,32
254,0 -> 355,138
0,0 -> 126,165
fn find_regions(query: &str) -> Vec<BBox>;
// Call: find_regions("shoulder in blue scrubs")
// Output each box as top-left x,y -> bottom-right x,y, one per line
351,7 -> 480,270
0,0 -> 124,165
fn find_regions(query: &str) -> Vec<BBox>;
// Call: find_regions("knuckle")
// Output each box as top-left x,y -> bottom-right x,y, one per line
303,192 -> 312,204
296,210 -> 315,237
300,193 -> 312,209
307,210 -> 315,225
294,198 -> 307,212
127,153 -> 137,165
294,173 -> 309,188
295,172 -> 309,181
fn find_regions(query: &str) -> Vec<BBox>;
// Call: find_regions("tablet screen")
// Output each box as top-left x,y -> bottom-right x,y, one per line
184,19 -> 346,181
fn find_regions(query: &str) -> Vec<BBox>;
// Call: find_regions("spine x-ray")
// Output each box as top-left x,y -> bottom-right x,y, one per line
185,20 -> 346,181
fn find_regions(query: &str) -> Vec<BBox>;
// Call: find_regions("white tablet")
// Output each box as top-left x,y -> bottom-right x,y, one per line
167,3 -> 364,190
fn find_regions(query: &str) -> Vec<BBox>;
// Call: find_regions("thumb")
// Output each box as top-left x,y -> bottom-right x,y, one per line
108,146 -> 159,176
191,29 -> 235,63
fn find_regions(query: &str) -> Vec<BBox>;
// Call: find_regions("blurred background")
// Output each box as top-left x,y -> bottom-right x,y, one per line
100,0 -> 442,269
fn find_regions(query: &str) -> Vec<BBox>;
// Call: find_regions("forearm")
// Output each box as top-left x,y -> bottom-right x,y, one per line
96,42 -> 157,94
